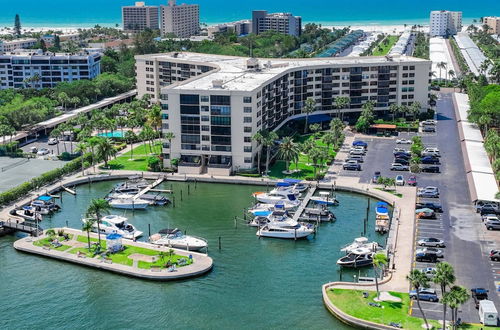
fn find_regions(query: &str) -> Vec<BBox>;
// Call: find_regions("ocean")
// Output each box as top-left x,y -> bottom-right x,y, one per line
0,0 -> 498,28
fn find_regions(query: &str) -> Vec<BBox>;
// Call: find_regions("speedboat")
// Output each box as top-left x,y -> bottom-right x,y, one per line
269,182 -> 301,197
376,201 -> 390,216
31,195 -> 60,213
83,215 -> 143,239
375,202 -> 391,233
248,202 -> 297,215
150,228 -> 207,251
13,206 -> 43,221
109,198 -> 149,210
252,192 -> 300,206
341,237 -> 381,253
108,193 -> 170,206
300,206 -> 336,222
283,178 -> 309,192
310,192 -> 339,206
337,248 -> 374,267
256,210 -> 314,239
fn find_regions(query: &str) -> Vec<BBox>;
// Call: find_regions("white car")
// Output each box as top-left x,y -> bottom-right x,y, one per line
416,247 -> 443,258
47,138 -> 59,145
390,163 -> 409,171
393,148 -> 408,153
482,215 -> 499,222
422,151 -> 441,157
343,160 -> 359,165
349,149 -> 365,156
395,175 -> 405,186
422,267 -> 437,278
37,148 -> 50,156
396,139 -> 412,144
424,147 -> 440,153
422,120 -> 437,126
418,237 -> 445,247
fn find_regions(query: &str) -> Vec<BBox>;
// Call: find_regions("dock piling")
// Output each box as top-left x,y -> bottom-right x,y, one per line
218,236 -> 221,250
148,224 -> 151,241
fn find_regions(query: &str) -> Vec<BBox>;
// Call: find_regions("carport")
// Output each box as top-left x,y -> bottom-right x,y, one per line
369,123 -> 396,136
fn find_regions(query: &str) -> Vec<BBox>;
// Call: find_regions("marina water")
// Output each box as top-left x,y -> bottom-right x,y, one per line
0,180 -> 387,329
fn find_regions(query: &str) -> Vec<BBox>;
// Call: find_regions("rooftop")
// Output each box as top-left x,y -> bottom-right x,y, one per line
137,52 -> 430,92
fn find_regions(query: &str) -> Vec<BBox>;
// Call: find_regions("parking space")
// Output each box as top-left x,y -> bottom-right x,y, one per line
20,136 -> 78,157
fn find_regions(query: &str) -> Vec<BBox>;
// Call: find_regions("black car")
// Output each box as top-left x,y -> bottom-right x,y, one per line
343,163 -> 361,171
422,166 -> 440,173
480,206 -> 499,216
471,288 -> 489,309
394,158 -> 409,165
394,152 -> 411,159
422,126 -> 436,133
416,202 -> 443,213
416,252 -> 438,263
421,156 -> 440,164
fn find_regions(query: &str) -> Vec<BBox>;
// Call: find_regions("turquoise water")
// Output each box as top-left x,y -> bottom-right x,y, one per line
0,180 -> 388,329
0,0 -> 497,27
97,131 -> 125,138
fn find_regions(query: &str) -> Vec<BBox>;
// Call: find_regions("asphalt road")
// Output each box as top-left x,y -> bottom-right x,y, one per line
21,137 -> 78,157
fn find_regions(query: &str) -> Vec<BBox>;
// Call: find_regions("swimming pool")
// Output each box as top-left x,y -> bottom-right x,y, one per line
97,131 -> 125,138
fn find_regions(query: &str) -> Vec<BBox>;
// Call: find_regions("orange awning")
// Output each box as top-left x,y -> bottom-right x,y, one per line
370,124 -> 397,129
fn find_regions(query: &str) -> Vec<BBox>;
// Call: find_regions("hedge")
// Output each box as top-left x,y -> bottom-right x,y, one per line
0,152 -> 94,206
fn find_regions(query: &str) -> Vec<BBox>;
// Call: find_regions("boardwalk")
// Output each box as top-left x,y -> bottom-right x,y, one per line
291,186 -> 317,223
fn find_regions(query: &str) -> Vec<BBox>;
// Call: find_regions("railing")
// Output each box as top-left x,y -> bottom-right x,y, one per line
178,161 -> 202,167
207,163 -> 232,169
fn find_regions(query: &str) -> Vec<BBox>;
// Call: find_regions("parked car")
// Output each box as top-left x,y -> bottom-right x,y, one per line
395,175 -> 405,186
416,247 -> 443,258
422,267 -> 437,278
343,162 -> 361,171
348,155 -> 364,163
393,148 -> 408,154
349,149 -> 366,156
482,215 -> 499,222
475,202 -> 499,214
421,166 -> 440,173
417,187 -> 439,198
416,208 -> 436,219
352,141 -> 368,148
409,288 -> 439,302
390,163 -> 409,171
424,147 -> 440,153
423,120 -> 437,126
415,252 -> 439,263
480,205 -> 499,216
372,171 -> 381,183
36,148 -> 50,156
407,175 -> 417,186
430,85 -> 441,91
394,152 -> 411,159
422,150 -> 441,157
485,219 -> 500,230
418,237 -> 445,247
416,202 -> 443,213
471,288 -> 489,309
422,126 -> 436,133
394,158 -> 409,165
29,146 -> 38,153
490,250 -> 500,261
396,139 -> 412,144
421,156 -> 440,164
47,138 -> 59,145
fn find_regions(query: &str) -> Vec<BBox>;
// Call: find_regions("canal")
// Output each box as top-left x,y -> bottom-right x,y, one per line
0,180 -> 387,329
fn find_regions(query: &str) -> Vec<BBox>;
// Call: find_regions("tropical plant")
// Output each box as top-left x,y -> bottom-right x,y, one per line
85,198 -> 110,247
437,61 -> 447,81
433,262 -> 456,330
308,147 -> 322,177
252,130 -> 265,174
409,102 -> 421,121
164,131 -> 175,164
389,103 -> 399,121
86,136 -> 101,171
302,97 -> 316,134
443,285 -> 470,330
82,218 -> 94,250
74,142 -> 88,176
309,123 -> 322,138
49,128 -> 62,155
124,130 -> 137,160
334,96 -> 350,120
407,269 -> 430,330
278,136 -> 299,173
263,131 -> 278,176
96,138 -> 116,167
373,252 -> 388,300
322,132 -> 335,154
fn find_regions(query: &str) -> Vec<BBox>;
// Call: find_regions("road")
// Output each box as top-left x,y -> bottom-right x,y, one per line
21,137 -> 78,157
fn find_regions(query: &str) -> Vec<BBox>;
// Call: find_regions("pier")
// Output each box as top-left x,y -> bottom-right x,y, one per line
291,186 -> 317,223
132,177 -> 164,200
0,220 -> 42,236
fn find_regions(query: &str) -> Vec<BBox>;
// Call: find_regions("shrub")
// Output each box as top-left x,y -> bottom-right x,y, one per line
147,156 -> 161,172
236,173 -> 261,177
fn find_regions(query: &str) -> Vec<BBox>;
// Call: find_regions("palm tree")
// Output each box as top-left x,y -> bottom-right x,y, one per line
373,252 -> 388,300
437,62 -> 446,81
309,123 -> 322,138
263,131 -> 278,176
146,103 -> 162,135
443,286 -> 470,329
163,131 -> 175,163
308,147 -> 322,177
82,218 -> 94,250
334,96 -> 350,121
50,128 -> 62,155
278,136 -> 299,174
252,130 -> 265,174
407,269 -> 430,330
57,92 -> 69,111
433,262 -> 456,330
85,198 -> 110,247
96,138 -> 116,167
448,69 -> 455,82
74,142 -> 88,176
479,60 -> 490,76
70,96 -> 80,109
322,132 -> 335,155
389,103 -> 399,122
302,97 -> 316,134
409,101 -> 421,121
86,136 -> 101,172
124,130 -> 137,160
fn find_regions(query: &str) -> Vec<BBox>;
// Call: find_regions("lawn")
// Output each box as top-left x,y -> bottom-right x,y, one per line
327,289 -> 481,330
375,187 -> 403,198
107,142 -> 162,171
34,235 -> 73,251
372,35 -> 399,56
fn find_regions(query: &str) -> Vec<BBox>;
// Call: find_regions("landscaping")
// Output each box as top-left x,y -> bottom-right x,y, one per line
107,142 -> 162,171
372,35 -> 399,56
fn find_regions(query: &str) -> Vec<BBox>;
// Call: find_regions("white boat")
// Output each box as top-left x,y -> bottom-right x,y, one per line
269,182 -> 301,197
150,228 -> 207,251
248,202 -> 297,215
108,193 -> 169,206
31,195 -> 60,213
25,204 -> 50,215
83,215 -> 143,239
252,192 -> 300,205
282,178 -> 309,192
337,248 -> 374,267
310,192 -> 339,206
255,210 -> 314,239
375,202 -> 391,233
341,237 -> 381,253
13,207 -> 43,221
109,198 -> 149,210
376,201 -> 390,216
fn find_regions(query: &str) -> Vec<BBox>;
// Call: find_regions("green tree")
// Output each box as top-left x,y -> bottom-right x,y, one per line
309,123 -> 322,138
124,130 -> 138,160
146,103 -> 162,134
322,132 -> 335,155
389,103 -> 399,122
82,218 -> 94,250
263,131 -> 278,176
96,138 -> 116,167
49,128 -> 62,155
75,142 -> 88,176
409,101 -> 421,121
407,269 -> 430,330
302,97 -> 316,134
373,252 -> 388,300
433,262 -> 456,330
334,96 -> 350,120
443,286 -> 470,329
278,136 -> 299,173
252,130 -> 265,173
14,14 -> 21,37
163,131 -> 175,163
86,136 -> 101,172
85,198 -> 110,247
308,147 -> 322,177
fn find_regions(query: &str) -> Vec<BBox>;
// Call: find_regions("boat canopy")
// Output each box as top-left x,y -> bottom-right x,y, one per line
253,211 -> 272,217
287,194 -> 297,201
283,178 -> 302,184
274,203 -> 285,209
276,182 -> 291,187
158,228 -> 181,235
377,201 -> 388,207
37,195 -> 53,201
106,233 -> 123,240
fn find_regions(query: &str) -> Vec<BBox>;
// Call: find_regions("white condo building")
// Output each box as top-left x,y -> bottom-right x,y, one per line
430,10 -> 462,37
483,16 -> 500,35
0,38 -> 37,53
135,52 -> 431,174
122,2 -> 159,32
252,11 -> 302,37
160,0 -> 200,38
0,50 -> 101,89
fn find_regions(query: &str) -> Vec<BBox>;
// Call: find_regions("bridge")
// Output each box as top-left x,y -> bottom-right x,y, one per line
0,220 -> 43,236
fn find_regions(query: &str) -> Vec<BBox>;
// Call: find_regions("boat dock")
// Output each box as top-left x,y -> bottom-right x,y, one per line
291,186 -> 317,223
132,177 -> 164,200
0,220 -> 42,236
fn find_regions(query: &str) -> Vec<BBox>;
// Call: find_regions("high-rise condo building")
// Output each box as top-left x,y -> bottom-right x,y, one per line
122,2 -> 159,33
0,50 -> 101,89
429,10 -> 462,37
252,11 -> 302,37
483,17 -> 500,35
0,38 -> 37,53
160,0 -> 200,38
135,52 -> 431,174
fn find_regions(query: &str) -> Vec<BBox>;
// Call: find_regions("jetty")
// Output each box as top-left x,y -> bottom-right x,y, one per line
132,177 -> 164,200
291,186 -> 317,223
0,220 -> 42,236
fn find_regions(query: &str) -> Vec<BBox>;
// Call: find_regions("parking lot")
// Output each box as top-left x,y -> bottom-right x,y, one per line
20,136 -> 78,157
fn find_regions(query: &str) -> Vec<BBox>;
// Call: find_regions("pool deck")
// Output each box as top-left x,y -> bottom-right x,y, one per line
13,228 -> 213,281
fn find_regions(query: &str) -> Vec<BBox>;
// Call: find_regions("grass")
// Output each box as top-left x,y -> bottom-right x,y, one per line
121,142 -> 162,157
327,289 -> 442,329
107,142 -> 162,171
33,236 -> 72,251
372,35 -> 399,56
375,187 -> 403,198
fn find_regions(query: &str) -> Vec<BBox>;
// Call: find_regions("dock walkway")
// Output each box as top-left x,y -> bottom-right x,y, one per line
291,186 -> 317,223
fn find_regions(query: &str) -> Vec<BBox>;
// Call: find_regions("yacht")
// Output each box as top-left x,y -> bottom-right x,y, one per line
83,215 -> 143,239
109,198 -> 149,210
300,207 -> 336,222
375,202 -> 390,233
341,237 -> 381,253
337,248 -> 374,268
13,206 -> 43,221
269,182 -> 301,197
248,202 -> 297,215
255,210 -> 314,239
252,192 -> 300,205
31,195 -> 60,213
283,178 -> 309,193
310,192 -> 339,206
150,228 -> 207,251
108,192 -> 169,206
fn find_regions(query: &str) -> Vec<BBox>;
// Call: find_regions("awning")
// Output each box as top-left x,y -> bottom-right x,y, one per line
370,124 -> 397,129
37,195 -> 52,201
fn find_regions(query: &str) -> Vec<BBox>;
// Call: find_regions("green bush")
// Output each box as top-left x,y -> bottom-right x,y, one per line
235,173 -> 261,177
147,156 -> 161,172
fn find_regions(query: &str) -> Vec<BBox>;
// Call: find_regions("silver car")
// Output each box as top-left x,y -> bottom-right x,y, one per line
486,219 -> 500,231
417,237 -> 445,247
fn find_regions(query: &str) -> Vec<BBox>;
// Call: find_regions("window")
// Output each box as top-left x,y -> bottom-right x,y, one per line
201,116 -> 210,122
244,107 -> 252,113
244,127 -> 252,133
243,96 -> 252,103
201,106 -> 209,112
180,94 -> 199,104
200,95 -> 209,102
202,135 -> 210,141
210,106 -> 231,115
244,137 -> 251,143
243,117 -> 252,123
244,157 -> 252,163
180,105 -> 199,115
201,125 -> 210,131
210,95 -> 230,105
244,146 -> 252,152
211,116 -> 231,125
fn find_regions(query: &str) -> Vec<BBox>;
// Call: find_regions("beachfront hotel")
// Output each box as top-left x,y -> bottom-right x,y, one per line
0,38 -> 37,53
252,11 -> 302,37
160,0 -> 200,38
0,50 -> 101,89
135,52 -> 431,174
429,10 -> 462,37
122,2 -> 159,33
483,16 -> 500,35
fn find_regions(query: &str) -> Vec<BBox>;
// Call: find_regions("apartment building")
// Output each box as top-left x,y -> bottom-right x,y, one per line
207,20 -> 252,38
136,52 -> 431,174
160,0 -> 199,38
483,16 -> 500,35
0,50 -> 101,89
252,11 -> 302,37
430,10 -> 462,37
122,2 -> 159,32
0,38 -> 37,53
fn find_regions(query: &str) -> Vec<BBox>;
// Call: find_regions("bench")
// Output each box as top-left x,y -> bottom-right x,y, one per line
150,266 -> 162,272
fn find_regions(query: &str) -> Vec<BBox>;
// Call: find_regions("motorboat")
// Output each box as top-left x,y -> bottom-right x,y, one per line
107,193 -> 170,206
341,237 -> 381,253
24,204 -> 50,215
113,178 -> 149,193
109,198 -> 149,210
336,248 -> 374,267
83,215 -> 143,239
268,182 -> 301,197
375,202 -> 391,233
252,192 -> 300,206
310,192 -> 339,206
150,228 -> 207,251
376,201 -> 390,216
12,206 -> 43,221
283,178 -> 309,193
300,206 -> 336,222
248,201 -> 297,215
256,210 -> 314,239
31,195 -> 60,213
